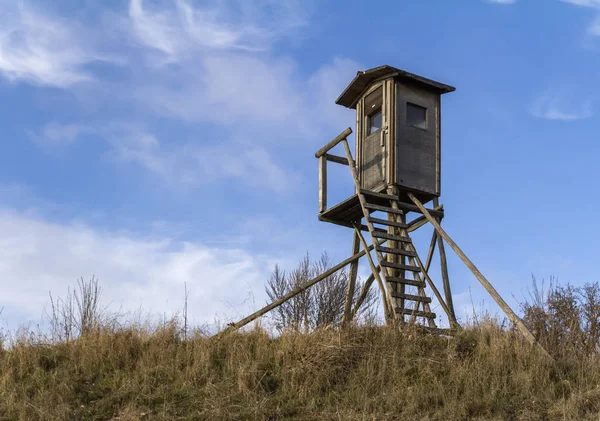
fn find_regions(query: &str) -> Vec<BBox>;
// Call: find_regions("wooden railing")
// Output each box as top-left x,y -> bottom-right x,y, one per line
315,127 -> 353,212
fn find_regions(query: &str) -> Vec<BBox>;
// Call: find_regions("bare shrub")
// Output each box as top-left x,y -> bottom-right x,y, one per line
265,252 -> 377,332
521,276 -> 600,360
47,276 -> 106,342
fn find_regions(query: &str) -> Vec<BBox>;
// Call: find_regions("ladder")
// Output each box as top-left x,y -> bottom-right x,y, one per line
341,140 -> 437,327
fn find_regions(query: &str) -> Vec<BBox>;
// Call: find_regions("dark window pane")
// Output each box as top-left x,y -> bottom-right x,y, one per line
407,103 -> 427,130
368,110 -> 382,135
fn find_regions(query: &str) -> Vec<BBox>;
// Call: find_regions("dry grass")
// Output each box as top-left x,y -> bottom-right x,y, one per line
3,276 -> 600,420
2,319 -> 600,421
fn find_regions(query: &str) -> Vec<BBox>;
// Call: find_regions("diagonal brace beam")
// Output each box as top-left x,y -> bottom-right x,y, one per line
407,192 -> 551,358
215,238 -> 387,337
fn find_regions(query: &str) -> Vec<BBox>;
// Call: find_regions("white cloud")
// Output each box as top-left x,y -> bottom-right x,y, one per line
128,0 -> 308,61
560,0 -> 600,7
487,0 -> 517,4
0,2 -> 115,87
590,13 -> 600,34
0,208 -> 277,333
31,122 -> 90,148
125,0 -> 356,131
20,0 -> 358,192
560,0 -> 600,35
33,123 -> 295,193
530,95 -> 593,120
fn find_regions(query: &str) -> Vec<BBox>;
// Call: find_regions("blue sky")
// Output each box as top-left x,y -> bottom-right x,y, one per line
1,0 -> 600,333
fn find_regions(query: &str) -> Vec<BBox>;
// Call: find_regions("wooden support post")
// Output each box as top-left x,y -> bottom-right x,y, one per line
350,272 -> 376,320
318,156 -> 327,213
353,225 -> 393,324
424,230 -> 438,274
215,238 -> 385,337
388,187 -> 404,321
342,232 -> 360,326
407,192 -> 550,357
434,199 -> 456,321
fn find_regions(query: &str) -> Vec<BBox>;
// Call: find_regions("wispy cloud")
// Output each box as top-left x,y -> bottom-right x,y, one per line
0,2 -> 115,87
487,0 -> 517,4
33,123 -> 296,193
128,0 -> 308,61
560,0 -> 600,35
0,207 -> 276,332
19,0 -> 357,193
560,0 -> 600,7
530,95 -> 593,120
30,123 -> 90,148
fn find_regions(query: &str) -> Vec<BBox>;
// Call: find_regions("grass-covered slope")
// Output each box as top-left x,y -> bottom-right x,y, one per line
2,322 -> 600,421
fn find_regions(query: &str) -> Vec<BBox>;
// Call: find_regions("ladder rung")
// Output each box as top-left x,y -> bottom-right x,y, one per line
395,308 -> 437,319
372,232 -> 412,243
368,217 -> 408,229
376,246 -> 417,258
360,225 -> 387,234
391,292 -> 432,303
385,277 -> 425,288
381,261 -> 420,272
365,203 -> 404,215
361,192 -> 445,218
360,189 -> 398,201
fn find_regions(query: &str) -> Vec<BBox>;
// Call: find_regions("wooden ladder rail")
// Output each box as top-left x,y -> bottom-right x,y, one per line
340,138 -> 398,324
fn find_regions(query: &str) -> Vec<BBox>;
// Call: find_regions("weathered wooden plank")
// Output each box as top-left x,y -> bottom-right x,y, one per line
365,202 -> 444,218
351,272 -> 376,320
434,197 -> 456,321
376,246 -> 417,257
368,217 -> 408,229
407,205 -> 444,232
372,231 -> 412,243
387,189 -> 403,313
359,189 -> 398,201
380,261 -> 420,272
318,156 -> 327,213
407,192 -> 550,358
391,292 -> 432,303
395,308 -> 436,319
324,154 -> 349,166
365,203 -> 405,215
385,277 -> 425,288
342,232 -> 360,327
315,127 -> 353,158
362,225 -> 386,234
423,230 -> 438,274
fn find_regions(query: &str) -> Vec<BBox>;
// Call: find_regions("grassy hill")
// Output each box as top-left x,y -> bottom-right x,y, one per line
3,277 -> 600,420
2,320 -> 600,420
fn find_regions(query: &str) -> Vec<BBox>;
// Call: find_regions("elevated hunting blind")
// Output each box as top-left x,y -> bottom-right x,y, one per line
337,65 -> 454,202
221,65 -> 549,358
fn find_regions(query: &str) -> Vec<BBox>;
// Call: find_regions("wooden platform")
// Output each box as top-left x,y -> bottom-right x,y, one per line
318,192 -> 444,229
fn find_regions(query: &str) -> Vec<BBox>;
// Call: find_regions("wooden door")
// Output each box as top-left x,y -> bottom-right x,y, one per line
361,85 -> 386,191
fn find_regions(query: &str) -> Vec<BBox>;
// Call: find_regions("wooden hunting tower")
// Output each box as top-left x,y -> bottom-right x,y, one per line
223,65 -> 545,355
338,65 -> 455,203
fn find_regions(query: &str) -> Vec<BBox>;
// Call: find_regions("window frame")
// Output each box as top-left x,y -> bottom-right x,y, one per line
406,102 -> 428,131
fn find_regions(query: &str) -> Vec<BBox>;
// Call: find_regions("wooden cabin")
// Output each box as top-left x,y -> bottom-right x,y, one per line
317,65 -> 455,227
337,65 -> 455,203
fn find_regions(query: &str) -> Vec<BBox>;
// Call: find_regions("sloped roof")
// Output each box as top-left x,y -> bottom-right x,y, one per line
335,65 -> 456,109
